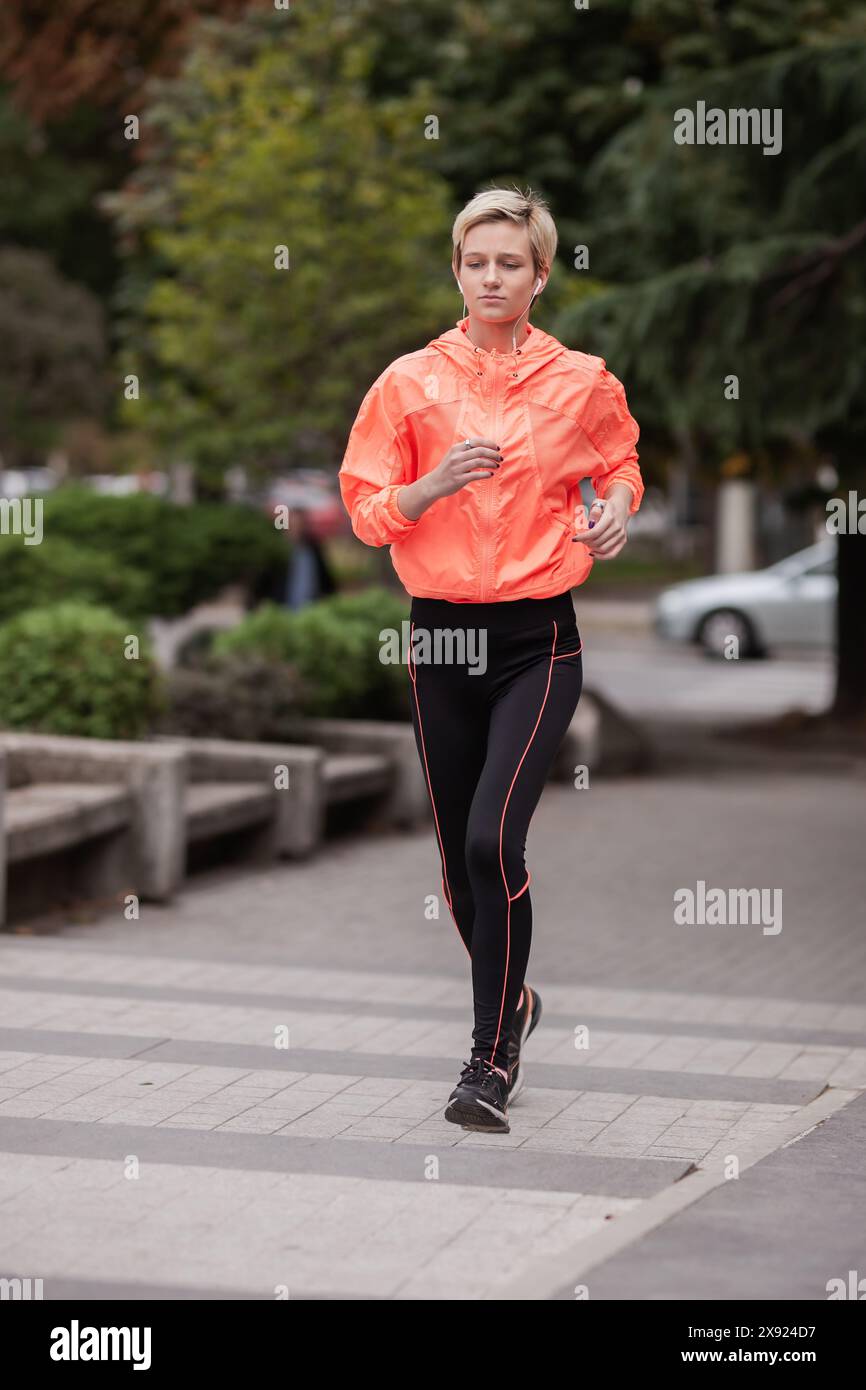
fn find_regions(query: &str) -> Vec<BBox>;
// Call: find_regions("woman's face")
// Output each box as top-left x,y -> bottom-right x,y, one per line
457,224 -> 543,324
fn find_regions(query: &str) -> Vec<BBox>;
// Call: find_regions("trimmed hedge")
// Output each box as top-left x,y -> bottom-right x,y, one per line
212,587 -> 411,719
38,487 -> 290,617
159,655 -> 304,741
0,532 -> 151,624
0,601 -> 165,739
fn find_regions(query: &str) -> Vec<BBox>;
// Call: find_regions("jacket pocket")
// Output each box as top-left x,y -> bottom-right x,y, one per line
520,400 -> 575,540
551,631 -> 583,661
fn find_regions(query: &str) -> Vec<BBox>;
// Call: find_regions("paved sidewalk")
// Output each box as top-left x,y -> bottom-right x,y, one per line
1,767 -> 864,1299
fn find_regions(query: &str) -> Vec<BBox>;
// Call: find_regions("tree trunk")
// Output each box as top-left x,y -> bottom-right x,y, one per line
169,460 -> 196,504
831,530 -> 866,720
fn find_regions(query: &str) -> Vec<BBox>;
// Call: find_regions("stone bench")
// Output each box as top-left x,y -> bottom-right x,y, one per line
0,734 -> 330,925
5,782 -> 133,862
0,733 -> 186,927
168,741 -> 394,846
185,782 -> 275,843
280,718 -> 431,829
550,686 -> 652,781
324,752 -> 392,805
154,736 -> 325,859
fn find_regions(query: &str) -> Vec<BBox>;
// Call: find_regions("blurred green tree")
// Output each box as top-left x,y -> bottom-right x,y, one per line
554,1 -> 866,718
104,5 -> 456,480
0,244 -> 108,466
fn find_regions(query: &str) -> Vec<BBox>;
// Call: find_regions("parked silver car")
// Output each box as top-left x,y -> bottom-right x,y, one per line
654,540 -> 836,657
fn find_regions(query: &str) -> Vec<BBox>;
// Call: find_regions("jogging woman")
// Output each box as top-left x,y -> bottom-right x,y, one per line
339,186 -> 643,1134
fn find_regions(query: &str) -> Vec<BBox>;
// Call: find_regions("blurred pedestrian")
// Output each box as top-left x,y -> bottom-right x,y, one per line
285,508 -> 336,608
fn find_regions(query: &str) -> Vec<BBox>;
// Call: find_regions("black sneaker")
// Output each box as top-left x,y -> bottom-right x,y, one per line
507,985 -> 543,1103
446,1049 -> 512,1102
444,1057 -> 510,1133
447,1058 -> 477,1103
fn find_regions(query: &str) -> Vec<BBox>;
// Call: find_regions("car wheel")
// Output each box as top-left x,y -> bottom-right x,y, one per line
697,609 -> 761,659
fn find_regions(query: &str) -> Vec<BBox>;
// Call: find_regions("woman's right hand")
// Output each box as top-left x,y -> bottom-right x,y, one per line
428,437 -> 503,498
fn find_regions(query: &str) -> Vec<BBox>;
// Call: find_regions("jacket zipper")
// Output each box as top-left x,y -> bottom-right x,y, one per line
479,356 -> 501,601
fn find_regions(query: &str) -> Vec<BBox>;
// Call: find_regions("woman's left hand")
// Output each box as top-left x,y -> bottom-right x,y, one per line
571,486 -> 632,559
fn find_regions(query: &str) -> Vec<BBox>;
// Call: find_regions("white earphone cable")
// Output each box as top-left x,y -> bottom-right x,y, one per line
458,277 -> 543,352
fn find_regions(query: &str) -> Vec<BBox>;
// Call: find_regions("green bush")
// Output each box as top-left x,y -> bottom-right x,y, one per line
0,533 -> 151,624
39,487 -> 289,617
158,655 -> 303,741
0,601 -> 165,738
213,587 -> 411,718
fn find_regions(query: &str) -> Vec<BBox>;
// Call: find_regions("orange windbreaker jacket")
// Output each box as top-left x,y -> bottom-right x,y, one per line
338,316 -> 643,602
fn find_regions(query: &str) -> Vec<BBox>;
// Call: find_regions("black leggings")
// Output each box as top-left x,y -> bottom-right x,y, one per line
407,588 -> 583,1072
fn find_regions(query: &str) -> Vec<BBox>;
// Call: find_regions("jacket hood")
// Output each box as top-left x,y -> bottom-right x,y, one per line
425,315 -> 570,383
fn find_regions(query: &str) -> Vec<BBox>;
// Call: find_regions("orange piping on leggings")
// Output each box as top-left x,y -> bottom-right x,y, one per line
489,619 -> 559,1068
509,870 -> 531,902
551,639 -> 584,661
407,620 -> 470,959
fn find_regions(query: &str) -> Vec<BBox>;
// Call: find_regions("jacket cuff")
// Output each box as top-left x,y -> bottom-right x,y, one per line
597,472 -> 643,515
382,484 -> 422,537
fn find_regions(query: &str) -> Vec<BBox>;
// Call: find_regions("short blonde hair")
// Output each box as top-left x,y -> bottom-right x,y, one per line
452,185 -> 558,279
